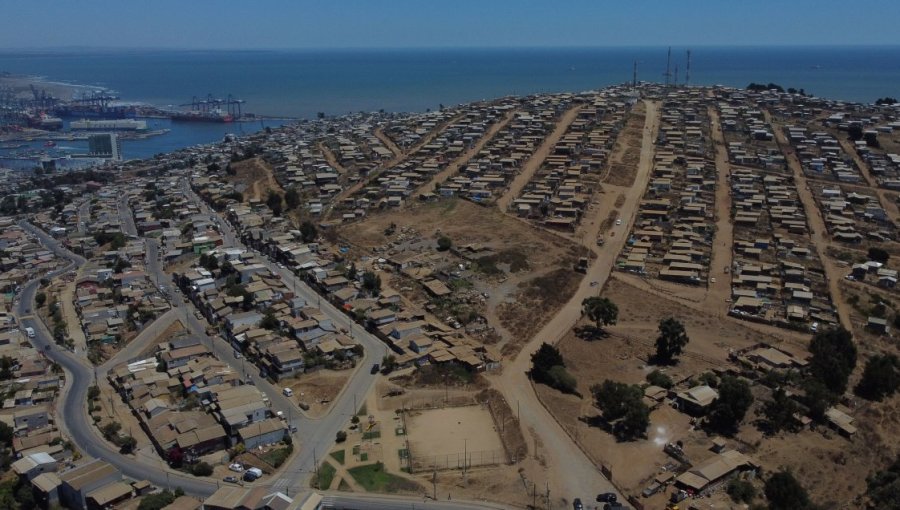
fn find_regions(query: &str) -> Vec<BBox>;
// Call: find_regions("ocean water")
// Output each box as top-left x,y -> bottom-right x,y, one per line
2,46 -> 899,160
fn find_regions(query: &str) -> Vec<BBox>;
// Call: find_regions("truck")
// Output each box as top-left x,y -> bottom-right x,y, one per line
24,327 -> 35,338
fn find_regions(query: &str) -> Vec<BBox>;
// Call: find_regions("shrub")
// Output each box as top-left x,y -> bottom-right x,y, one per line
191,461 -> 213,477
646,370 -> 673,389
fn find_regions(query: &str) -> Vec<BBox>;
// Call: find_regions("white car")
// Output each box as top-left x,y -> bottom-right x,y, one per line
615,219 -> 623,225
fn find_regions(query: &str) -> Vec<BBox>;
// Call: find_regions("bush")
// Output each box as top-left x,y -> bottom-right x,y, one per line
855,354 -> 900,401
706,376 -> 754,435
765,470 -> 812,510
436,236 -> 452,251
191,461 -> 213,477
545,365 -> 578,394
591,380 -> 650,440
809,326 -> 857,395
646,370 -> 673,389
727,478 -> 757,503
336,430 -> 348,443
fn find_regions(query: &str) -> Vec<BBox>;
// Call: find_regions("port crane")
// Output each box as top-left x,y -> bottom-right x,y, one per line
180,94 -> 245,118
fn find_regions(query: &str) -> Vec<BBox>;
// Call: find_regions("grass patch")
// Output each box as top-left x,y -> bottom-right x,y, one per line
356,403 -> 367,416
352,445 -> 361,455
362,430 -> 381,440
330,449 -> 346,465
312,461 -> 336,490
260,445 -> 293,468
338,478 -> 352,491
348,462 -> 423,493
360,452 -> 368,462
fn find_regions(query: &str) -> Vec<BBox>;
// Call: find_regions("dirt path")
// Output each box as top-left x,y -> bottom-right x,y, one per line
318,141 -> 349,175
488,99 -> 660,502
767,111 -> 851,329
328,114 -> 467,216
496,105 -> 584,211
374,127 -> 402,158
836,136 -> 900,223
704,106 -> 735,314
59,276 -> 88,355
414,109 -> 518,199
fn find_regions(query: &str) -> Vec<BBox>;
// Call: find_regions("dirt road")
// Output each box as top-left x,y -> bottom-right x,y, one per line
374,127 -> 403,158
836,136 -> 900,223
328,114 -> 466,214
496,104 -> 584,211
488,100 -> 660,502
318,141 -> 349,175
704,106 -> 735,314
414,109 -> 518,198
767,111 -> 851,328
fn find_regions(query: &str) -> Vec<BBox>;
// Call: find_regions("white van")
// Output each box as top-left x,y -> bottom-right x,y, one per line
24,327 -> 35,338
282,387 -> 293,397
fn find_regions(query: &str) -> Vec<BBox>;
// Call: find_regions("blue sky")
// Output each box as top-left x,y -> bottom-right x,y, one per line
1,0 -> 897,49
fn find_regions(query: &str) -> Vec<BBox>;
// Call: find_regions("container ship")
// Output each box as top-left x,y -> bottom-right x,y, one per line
170,109 -> 234,123
70,119 -> 148,131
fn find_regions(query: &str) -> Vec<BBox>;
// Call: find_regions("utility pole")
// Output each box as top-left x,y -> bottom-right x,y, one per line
313,448 -> 320,488
664,46 -> 672,87
432,468 -> 437,500
632,60 -> 638,89
546,481 -> 550,510
685,49 -> 692,86
532,482 -> 537,509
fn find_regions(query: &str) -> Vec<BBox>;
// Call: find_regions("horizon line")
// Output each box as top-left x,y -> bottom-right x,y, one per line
2,43 -> 900,53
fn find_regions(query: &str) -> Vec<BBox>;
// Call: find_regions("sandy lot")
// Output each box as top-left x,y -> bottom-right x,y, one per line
338,199 -> 585,356
285,369 -> 351,418
406,405 -> 505,471
227,157 -> 283,202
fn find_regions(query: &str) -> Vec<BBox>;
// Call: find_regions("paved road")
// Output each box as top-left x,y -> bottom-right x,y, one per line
317,492 -> 515,510
17,221 -> 221,496
27,183 -> 525,508
176,179 -> 391,493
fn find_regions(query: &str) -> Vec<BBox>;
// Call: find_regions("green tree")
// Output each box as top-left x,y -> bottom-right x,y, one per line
764,470 -> 812,510
138,489 -> 176,510
761,387 -> 801,434
655,317 -> 689,364
284,187 -> 301,210
809,326 -> 857,395
436,235 -> 452,252
646,369 -> 673,389
868,247 -> 890,263
119,435 -> 137,454
35,292 -> 46,308
266,190 -> 283,216
867,456 -> 900,509
592,380 -> 650,440
529,343 -> 564,381
362,271 -> 381,296
801,378 -> 833,424
0,356 -> 15,381
259,311 -> 279,331
706,375 -> 754,435
381,354 -> 397,373
727,478 -> 757,504
191,461 -> 214,477
300,220 -> 317,243
0,422 -> 13,448
546,365 -> 578,394
581,296 -> 618,331
855,354 -> 900,401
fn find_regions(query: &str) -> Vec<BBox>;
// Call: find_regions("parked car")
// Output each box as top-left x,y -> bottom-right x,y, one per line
596,493 -> 617,503
370,363 -> 380,374
223,476 -> 239,483
282,387 -> 293,397
573,498 -> 583,510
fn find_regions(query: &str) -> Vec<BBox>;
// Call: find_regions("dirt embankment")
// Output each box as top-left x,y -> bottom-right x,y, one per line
226,157 -> 284,202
